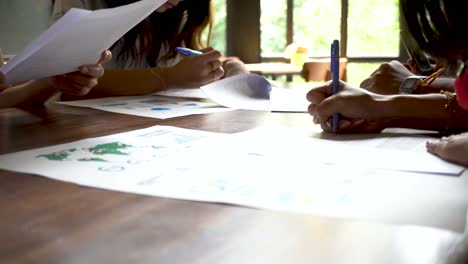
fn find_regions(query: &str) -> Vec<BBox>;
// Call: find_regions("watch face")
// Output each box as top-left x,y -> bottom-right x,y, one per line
400,76 -> 422,94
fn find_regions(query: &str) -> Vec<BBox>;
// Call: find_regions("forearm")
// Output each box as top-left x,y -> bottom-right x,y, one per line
0,79 -> 57,108
378,94 -> 468,132
420,77 -> 455,93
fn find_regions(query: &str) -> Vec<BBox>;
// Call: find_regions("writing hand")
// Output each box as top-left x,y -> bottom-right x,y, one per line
307,81 -> 385,133
162,47 -> 225,88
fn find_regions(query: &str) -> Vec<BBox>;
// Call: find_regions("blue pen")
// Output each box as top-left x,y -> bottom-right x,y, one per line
331,39 -> 340,133
175,47 -> 203,56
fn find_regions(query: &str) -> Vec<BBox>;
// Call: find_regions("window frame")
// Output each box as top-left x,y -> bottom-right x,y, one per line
226,0 -> 406,64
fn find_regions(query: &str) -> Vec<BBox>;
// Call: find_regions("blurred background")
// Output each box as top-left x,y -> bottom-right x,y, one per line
0,0 -> 403,86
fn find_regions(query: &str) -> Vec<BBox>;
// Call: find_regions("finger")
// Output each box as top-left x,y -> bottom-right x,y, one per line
314,95 -> 341,125
308,103 -> 317,115
426,140 -> 448,158
320,119 -> 333,133
313,115 -> 318,124
60,72 -> 98,87
55,82 -> 93,96
367,67 -> 381,78
79,65 -> 104,78
307,103 -> 320,124
55,74 -> 98,93
210,60 -> 222,72
338,119 -> 352,130
200,49 -> 223,63
306,81 -> 333,104
359,76 -> 374,88
338,119 -> 365,133
212,68 -> 224,82
97,50 -> 112,64
200,46 -> 215,53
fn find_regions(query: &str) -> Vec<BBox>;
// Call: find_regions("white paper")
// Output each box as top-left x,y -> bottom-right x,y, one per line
200,73 -> 272,111
200,73 -> 309,112
0,125 -> 466,231
270,85 -> 309,112
235,127 -> 465,176
59,74 -> 308,117
58,94 -> 233,119
1,0 -> 166,84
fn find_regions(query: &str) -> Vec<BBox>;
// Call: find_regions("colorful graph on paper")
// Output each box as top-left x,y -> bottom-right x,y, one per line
0,126 -> 466,231
58,95 -> 233,119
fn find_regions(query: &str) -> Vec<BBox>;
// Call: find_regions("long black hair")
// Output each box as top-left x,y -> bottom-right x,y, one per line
401,0 -> 468,63
105,0 -> 213,67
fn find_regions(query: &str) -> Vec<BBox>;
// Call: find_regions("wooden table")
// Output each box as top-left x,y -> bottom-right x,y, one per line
245,63 -> 302,82
0,104 -> 465,264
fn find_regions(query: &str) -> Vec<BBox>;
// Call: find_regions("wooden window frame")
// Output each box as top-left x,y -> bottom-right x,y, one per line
226,0 -> 406,64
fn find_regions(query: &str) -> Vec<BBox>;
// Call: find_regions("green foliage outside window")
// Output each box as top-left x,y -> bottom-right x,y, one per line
210,0 -> 227,55
209,0 -> 400,84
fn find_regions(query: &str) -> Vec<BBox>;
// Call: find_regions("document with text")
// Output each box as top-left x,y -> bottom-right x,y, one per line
0,125 -> 466,232
1,0 -> 166,84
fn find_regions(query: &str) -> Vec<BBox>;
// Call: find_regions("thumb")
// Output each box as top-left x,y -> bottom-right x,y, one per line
97,50 -> 112,64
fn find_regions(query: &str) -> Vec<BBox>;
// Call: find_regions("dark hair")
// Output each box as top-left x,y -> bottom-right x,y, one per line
401,0 -> 468,63
105,0 -> 213,67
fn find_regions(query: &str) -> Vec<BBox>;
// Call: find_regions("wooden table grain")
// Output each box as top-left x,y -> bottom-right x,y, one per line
0,104 -> 464,264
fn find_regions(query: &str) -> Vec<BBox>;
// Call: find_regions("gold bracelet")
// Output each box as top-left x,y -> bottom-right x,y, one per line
440,90 -> 457,135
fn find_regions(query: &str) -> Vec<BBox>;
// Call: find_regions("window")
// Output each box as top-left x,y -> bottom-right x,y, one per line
211,0 -> 227,55
347,0 -> 400,57
259,0 -> 400,84
260,1 -> 287,56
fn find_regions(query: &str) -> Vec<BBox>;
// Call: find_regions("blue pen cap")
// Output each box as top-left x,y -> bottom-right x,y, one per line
176,47 -> 202,56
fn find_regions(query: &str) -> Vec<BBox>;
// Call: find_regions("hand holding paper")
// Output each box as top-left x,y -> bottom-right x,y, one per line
51,50 -> 112,96
0,0 -> 166,85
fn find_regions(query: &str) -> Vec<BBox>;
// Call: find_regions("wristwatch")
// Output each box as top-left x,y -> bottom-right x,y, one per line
399,76 -> 424,94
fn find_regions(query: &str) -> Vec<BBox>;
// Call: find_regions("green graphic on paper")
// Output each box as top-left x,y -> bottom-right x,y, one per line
37,142 -> 133,162
88,142 -> 132,155
37,148 -> 77,161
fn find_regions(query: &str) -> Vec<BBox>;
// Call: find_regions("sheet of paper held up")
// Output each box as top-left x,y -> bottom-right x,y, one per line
0,0 -> 166,84
200,73 -> 310,112
0,125 -> 466,232
58,95 -> 233,119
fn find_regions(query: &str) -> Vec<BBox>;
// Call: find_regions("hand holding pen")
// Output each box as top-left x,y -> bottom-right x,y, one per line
158,47 -> 225,88
307,41 -> 388,134
306,39 -> 384,134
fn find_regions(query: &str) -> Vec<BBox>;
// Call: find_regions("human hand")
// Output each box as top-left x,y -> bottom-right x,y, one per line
426,133 -> 468,166
49,50 -> 112,96
360,60 -> 414,95
222,57 -> 248,78
163,47 -> 225,88
307,81 -> 386,133
406,58 -> 420,74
